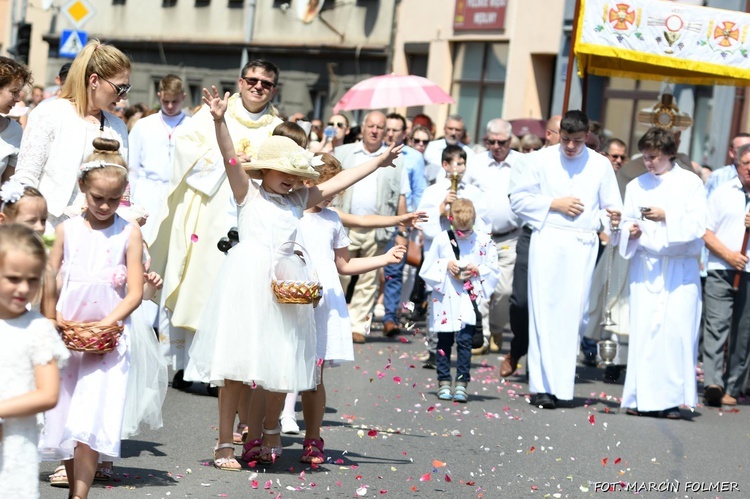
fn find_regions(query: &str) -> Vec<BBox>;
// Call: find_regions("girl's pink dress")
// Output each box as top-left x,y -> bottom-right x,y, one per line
39,215 -> 132,460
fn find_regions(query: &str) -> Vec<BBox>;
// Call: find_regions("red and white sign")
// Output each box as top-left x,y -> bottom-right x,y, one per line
454,0 -> 507,31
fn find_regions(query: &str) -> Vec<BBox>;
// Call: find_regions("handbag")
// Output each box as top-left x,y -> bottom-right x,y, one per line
446,230 -> 484,349
406,233 -> 423,267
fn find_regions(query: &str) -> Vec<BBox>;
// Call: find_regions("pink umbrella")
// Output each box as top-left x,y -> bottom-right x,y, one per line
333,74 -> 454,114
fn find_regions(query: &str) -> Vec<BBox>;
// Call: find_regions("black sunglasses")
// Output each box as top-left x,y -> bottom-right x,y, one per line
608,153 -> 627,160
241,76 -> 276,90
487,139 -> 511,146
100,76 -> 131,98
412,138 -> 430,145
327,122 -> 346,128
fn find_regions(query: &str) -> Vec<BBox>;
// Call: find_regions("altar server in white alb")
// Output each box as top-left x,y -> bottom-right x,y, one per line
618,127 -> 706,420
510,110 -> 622,410
128,74 -> 189,243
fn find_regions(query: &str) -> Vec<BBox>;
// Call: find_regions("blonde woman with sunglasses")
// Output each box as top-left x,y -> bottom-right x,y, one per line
12,40 -> 131,227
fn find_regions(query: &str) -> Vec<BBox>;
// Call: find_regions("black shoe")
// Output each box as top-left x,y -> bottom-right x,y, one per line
172,369 -> 193,390
604,365 -> 622,383
533,392 -> 556,409
206,384 -> 219,397
703,385 -> 723,407
422,352 -> 436,369
581,352 -> 598,367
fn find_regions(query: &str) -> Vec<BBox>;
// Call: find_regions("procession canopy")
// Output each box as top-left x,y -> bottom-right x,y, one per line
575,0 -> 750,86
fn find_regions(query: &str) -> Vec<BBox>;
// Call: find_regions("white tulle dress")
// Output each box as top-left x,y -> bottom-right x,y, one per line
300,208 -> 354,366
185,183 -> 317,392
0,311 -> 69,498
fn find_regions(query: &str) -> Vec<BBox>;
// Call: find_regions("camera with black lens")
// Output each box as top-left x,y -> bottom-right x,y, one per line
217,227 -> 240,254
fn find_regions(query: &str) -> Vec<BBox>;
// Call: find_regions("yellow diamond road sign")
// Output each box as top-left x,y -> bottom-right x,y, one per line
63,0 -> 96,28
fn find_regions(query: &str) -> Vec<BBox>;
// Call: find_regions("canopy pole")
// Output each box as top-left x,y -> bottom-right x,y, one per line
562,0 -> 583,114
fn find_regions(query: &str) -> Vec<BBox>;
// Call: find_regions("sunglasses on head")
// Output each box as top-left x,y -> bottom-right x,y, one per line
241,76 -> 276,90
487,138 -> 511,146
100,76 -> 131,98
412,138 -> 430,145
327,122 -> 346,128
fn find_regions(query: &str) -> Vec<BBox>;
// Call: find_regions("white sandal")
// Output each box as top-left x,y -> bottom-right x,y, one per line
213,443 -> 242,471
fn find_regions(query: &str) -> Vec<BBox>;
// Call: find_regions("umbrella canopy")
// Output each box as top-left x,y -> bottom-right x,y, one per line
333,74 -> 454,114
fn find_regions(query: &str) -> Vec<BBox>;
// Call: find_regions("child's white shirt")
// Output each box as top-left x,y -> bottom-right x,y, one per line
419,230 -> 500,332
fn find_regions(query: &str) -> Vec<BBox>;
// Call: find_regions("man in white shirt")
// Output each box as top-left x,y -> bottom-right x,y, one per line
423,114 -> 475,184
510,110 -> 621,409
705,133 -> 750,197
702,143 -> 750,408
465,118 -> 521,354
335,111 -> 405,343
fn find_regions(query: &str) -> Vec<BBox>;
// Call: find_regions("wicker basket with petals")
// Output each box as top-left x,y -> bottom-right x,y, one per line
59,320 -> 123,354
271,241 -> 322,307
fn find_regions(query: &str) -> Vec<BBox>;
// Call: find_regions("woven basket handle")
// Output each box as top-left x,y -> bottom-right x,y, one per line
272,240 -> 319,282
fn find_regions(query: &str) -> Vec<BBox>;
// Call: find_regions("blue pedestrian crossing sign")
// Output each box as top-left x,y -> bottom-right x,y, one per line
59,30 -> 87,59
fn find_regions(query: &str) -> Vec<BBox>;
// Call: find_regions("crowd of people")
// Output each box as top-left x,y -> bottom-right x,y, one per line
0,37 -> 749,498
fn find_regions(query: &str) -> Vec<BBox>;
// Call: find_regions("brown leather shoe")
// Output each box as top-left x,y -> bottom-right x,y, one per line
722,393 -> 737,406
499,355 -> 518,377
383,320 -> 400,337
352,332 -> 366,344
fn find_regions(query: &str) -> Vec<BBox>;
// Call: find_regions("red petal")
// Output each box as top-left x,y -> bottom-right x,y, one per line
420,472 -> 432,482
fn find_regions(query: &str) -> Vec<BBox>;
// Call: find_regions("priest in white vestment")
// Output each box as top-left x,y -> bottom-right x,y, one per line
510,110 -> 622,409
618,128 -> 706,419
149,61 -> 282,374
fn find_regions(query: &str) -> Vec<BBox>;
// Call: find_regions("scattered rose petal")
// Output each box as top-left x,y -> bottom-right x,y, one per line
445,474 -> 452,482
368,429 -> 378,437
588,414 -> 596,425
432,459 -> 446,468
191,234 -> 199,243
420,472 -> 432,482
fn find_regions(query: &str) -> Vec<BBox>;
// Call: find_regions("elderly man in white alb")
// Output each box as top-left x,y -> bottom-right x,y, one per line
150,60 -> 283,386
335,111 -> 405,344
510,110 -> 622,410
464,118 -> 521,354
423,114 -> 475,184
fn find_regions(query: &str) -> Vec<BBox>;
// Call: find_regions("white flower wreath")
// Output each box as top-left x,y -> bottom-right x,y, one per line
0,179 -> 26,205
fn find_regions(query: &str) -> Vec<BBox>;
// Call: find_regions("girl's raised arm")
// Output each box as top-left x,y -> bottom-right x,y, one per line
306,143 -> 403,208
203,86 -> 254,204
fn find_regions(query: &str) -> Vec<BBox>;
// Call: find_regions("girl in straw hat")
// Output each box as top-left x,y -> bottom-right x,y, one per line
185,87 -> 402,471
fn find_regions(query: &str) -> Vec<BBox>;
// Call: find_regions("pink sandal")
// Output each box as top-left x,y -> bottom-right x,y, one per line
241,438 -> 263,463
300,438 -> 325,464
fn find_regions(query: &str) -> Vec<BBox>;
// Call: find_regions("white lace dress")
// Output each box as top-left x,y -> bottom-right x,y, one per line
0,311 -> 69,499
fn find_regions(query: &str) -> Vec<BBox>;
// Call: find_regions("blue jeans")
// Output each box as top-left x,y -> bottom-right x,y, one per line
436,325 -> 474,383
383,235 -> 406,324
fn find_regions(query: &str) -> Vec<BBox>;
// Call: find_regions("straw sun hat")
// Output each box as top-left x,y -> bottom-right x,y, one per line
242,136 -> 321,180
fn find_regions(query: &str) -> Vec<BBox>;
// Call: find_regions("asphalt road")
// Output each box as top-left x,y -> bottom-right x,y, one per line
39,326 -> 749,498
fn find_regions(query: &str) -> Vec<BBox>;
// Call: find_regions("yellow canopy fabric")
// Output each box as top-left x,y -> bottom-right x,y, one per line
575,0 -> 750,86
